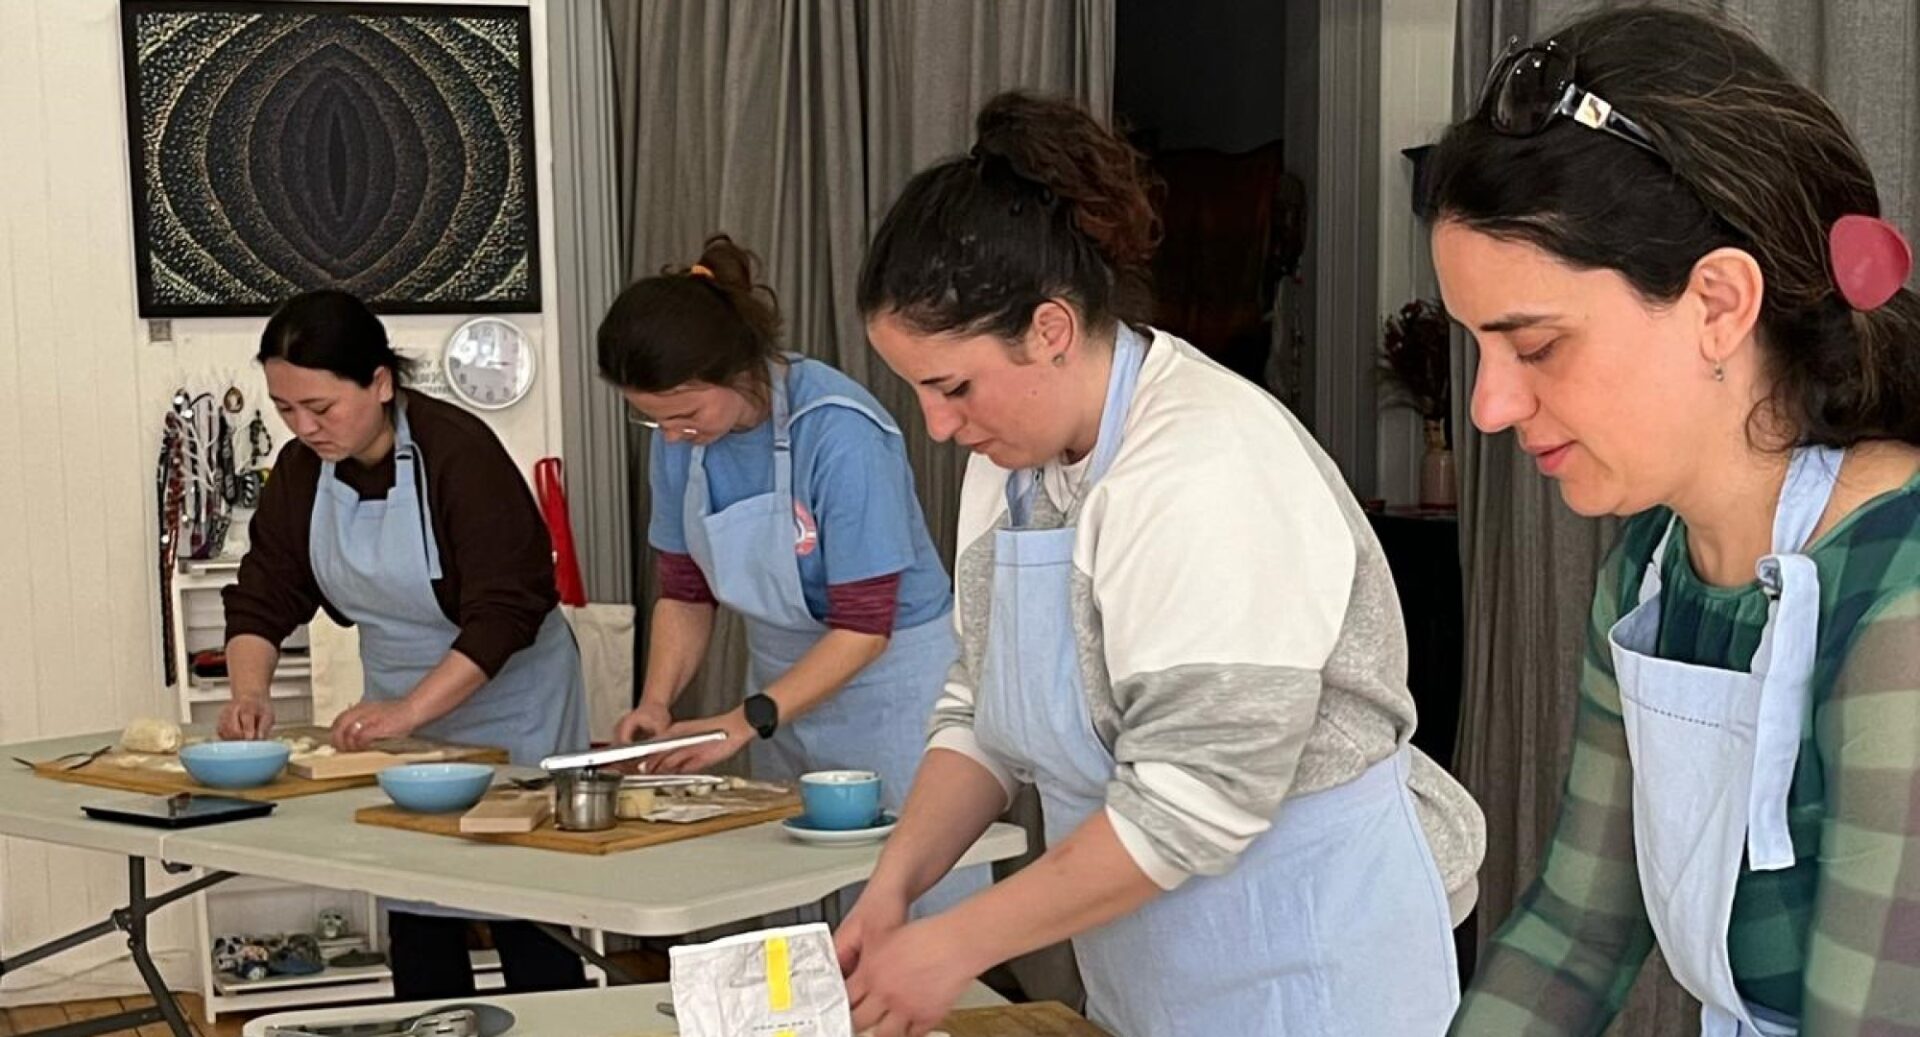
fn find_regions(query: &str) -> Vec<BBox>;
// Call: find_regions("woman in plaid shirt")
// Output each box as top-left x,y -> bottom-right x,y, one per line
1426,7 -> 1920,1036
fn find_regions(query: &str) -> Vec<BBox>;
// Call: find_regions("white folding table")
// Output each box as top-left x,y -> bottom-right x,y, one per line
0,732 -> 1025,1037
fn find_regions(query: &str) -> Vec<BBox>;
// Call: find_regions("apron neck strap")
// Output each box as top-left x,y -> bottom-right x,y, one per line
1636,444 -> 1845,607
769,358 -> 795,497
1086,325 -> 1149,485
393,394 -> 430,490
1639,515 -> 1680,607
769,357 -> 794,449
391,393 -> 417,455
1007,325 -> 1151,525
1772,445 -> 1845,555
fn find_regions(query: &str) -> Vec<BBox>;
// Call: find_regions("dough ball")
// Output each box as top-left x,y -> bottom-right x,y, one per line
119,718 -> 182,754
616,788 -> 656,820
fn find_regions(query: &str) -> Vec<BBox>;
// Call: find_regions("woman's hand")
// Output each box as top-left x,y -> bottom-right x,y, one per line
330,699 -> 423,751
645,711 -> 754,773
218,696 -> 274,740
845,915 -> 982,1037
834,885 -> 909,976
614,701 -> 674,744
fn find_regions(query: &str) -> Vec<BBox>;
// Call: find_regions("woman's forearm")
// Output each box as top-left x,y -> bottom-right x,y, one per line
638,599 -> 717,709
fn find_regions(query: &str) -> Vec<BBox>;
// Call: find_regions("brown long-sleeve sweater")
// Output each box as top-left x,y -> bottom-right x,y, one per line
223,390 -> 558,676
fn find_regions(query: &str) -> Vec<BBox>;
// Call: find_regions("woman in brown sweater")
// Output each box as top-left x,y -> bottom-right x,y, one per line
219,290 -> 588,999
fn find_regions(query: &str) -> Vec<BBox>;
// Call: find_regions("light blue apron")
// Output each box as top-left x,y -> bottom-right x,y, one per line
680,358 -> 982,916
310,397 -> 588,917
971,326 -> 1459,1037
1609,445 -> 1840,1037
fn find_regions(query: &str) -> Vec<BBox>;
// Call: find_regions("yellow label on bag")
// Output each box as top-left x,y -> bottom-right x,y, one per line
765,935 -> 792,1013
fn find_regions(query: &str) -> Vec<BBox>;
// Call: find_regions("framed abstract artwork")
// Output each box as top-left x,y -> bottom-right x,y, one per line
120,1 -> 541,317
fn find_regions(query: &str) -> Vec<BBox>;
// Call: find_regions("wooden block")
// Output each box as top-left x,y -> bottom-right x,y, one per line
460,789 -> 553,834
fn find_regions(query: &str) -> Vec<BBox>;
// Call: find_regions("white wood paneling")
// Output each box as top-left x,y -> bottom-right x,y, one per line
0,0 -> 562,1004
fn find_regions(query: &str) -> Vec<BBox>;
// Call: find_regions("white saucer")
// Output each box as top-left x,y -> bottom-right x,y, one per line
781,813 -> 897,845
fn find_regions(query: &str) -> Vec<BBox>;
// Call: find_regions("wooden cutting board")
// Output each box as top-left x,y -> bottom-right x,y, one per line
287,735 -> 499,780
30,727 -> 505,802
942,1002 -> 1111,1036
355,785 -> 804,854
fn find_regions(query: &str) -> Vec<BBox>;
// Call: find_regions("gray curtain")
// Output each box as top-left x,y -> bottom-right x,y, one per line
549,0 -> 631,603
604,0 -> 1110,731
602,0 -> 1111,1003
1449,3 -> 1920,1035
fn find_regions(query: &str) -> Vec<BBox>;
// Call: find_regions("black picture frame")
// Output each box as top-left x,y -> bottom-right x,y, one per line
119,0 -> 542,317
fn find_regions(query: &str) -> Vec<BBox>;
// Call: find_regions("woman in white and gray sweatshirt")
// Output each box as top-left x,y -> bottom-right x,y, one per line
835,92 -> 1486,1037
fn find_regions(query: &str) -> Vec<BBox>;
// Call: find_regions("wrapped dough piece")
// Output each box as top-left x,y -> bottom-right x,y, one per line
120,718 -> 182,754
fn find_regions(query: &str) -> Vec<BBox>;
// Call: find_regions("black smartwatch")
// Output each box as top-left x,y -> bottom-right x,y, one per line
743,694 -> 780,740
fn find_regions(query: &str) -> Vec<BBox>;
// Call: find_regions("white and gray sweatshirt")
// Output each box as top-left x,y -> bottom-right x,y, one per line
928,329 -> 1485,907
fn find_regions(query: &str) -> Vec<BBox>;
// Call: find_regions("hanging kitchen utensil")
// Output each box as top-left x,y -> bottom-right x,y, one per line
232,409 -> 271,508
155,396 -> 190,686
533,457 -> 586,607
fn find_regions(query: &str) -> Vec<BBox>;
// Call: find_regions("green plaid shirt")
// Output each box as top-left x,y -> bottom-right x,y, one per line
1452,476 -> 1920,1036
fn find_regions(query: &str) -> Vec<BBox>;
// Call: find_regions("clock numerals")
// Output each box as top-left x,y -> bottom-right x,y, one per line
443,318 -> 534,411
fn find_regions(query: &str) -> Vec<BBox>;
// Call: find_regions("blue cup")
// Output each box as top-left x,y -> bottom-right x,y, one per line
799,770 -> 883,831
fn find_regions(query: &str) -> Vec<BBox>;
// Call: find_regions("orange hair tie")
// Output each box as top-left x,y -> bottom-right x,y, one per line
688,264 -> 715,281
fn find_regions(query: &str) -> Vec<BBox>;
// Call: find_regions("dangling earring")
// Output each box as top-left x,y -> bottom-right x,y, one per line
1713,361 -> 1726,382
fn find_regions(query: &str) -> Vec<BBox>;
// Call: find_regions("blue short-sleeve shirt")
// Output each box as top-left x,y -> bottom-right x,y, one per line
647,357 -> 951,630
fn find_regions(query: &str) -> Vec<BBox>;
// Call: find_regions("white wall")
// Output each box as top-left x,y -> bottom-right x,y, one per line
0,0 -> 563,1003
1374,0 -> 1456,507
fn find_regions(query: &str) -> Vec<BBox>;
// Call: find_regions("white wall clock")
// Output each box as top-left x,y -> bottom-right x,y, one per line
443,317 -> 536,410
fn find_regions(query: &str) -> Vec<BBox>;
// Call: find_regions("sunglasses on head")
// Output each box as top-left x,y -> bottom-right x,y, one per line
1477,37 -> 1664,160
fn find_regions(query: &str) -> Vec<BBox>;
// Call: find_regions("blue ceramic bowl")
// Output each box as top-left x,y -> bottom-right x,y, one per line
377,763 -> 495,814
799,770 -> 883,831
180,741 -> 291,790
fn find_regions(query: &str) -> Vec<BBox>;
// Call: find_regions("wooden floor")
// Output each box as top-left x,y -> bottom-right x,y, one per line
0,995 -> 243,1036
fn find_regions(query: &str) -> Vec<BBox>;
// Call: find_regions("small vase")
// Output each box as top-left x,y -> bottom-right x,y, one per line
1419,419 -> 1457,510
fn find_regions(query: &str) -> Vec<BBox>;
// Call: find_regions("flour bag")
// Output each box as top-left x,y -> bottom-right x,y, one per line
668,923 -> 853,1037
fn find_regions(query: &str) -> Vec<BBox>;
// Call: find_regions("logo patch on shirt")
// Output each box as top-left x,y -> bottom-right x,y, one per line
793,501 -> 819,556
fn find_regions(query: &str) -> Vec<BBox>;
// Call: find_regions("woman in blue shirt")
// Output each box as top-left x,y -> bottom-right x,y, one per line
600,235 -> 980,912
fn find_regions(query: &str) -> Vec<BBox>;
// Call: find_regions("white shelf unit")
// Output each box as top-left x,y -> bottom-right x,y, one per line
168,559 -> 314,728
191,875 -> 525,1021
190,874 -> 609,1023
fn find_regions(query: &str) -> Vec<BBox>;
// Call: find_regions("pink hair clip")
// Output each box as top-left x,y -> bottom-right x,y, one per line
1829,214 -> 1912,311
